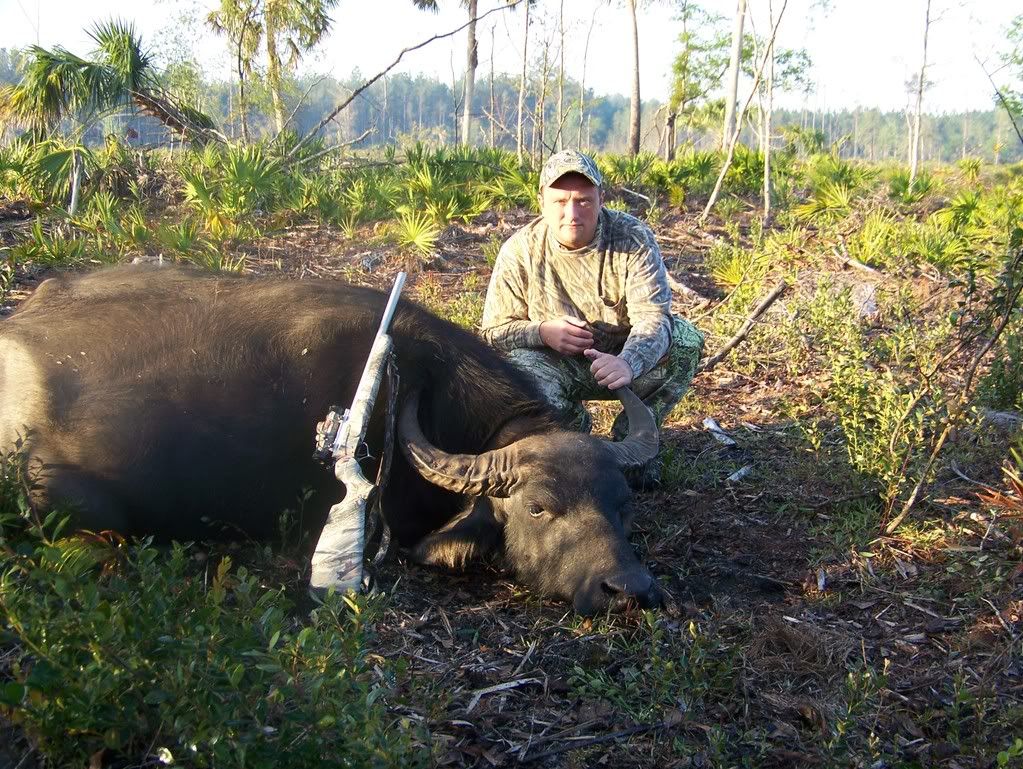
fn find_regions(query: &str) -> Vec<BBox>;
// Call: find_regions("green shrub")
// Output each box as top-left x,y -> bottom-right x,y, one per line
889,168 -> 936,205
980,316 -> 1023,411
848,209 -> 902,268
794,180 -> 855,224
10,218 -> 88,267
394,210 -> 440,256
0,490 -> 428,768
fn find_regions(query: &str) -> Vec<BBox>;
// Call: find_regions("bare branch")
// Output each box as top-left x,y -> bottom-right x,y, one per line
698,281 -> 788,373
286,1 -> 522,162
975,54 -> 1023,147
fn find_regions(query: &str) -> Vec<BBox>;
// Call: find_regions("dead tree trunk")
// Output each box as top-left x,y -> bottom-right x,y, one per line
722,0 -> 747,149
516,0 -> 530,163
909,0 -> 932,184
626,0 -> 642,155
460,0 -> 478,146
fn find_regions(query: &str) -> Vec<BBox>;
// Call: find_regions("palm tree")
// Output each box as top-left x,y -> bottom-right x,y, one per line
261,0 -> 340,134
264,0 -> 442,134
207,0 -> 262,143
0,20 -> 218,144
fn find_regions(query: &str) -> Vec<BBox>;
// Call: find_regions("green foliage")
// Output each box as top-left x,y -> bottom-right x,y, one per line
481,233 -> 503,267
794,283 -> 950,509
794,180 -> 855,224
181,143 -> 285,224
958,156 -> 982,183
597,152 -> 656,189
889,168 -> 936,205
156,218 -> 207,257
0,536 -> 427,767
10,218 -> 88,266
807,153 -> 872,191
936,190 -> 982,232
394,210 -> 440,256
185,248 -> 247,273
707,235 -> 769,290
848,209 -> 901,268
980,314 -> 1023,411
568,614 -> 735,722
907,217 -> 970,271
724,144 -> 763,195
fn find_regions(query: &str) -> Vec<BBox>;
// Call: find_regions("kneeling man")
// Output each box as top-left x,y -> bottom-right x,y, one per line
480,150 -> 704,488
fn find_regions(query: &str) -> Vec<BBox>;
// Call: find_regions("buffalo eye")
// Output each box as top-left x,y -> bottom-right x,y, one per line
528,503 -> 544,519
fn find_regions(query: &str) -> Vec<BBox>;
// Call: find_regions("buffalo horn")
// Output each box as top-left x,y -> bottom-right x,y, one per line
606,387 -> 659,468
398,390 -> 518,498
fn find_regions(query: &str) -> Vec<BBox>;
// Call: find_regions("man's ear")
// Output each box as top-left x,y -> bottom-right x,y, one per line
537,189 -> 545,211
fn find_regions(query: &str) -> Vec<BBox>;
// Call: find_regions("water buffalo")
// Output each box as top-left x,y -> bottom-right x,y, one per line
0,265 -> 662,613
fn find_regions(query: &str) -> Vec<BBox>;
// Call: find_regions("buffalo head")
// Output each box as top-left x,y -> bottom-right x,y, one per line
399,387 -> 662,614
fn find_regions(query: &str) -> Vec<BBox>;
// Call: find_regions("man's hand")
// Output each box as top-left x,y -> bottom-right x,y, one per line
539,316 -> 594,355
584,349 -> 634,390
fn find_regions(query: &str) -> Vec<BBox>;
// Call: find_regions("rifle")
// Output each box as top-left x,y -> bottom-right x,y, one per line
310,272 -> 406,594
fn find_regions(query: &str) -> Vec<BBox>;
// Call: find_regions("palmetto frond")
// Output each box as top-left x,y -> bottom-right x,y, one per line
3,18 -> 219,144
89,20 -> 157,94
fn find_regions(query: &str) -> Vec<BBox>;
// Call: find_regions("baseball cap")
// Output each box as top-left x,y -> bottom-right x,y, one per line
539,150 -> 603,190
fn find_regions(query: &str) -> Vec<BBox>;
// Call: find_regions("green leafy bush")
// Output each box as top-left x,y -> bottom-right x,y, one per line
0,516 -> 428,768
889,168 -> 936,205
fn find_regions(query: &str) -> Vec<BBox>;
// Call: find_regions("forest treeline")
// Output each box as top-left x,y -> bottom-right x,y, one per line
1,45 -> 1019,165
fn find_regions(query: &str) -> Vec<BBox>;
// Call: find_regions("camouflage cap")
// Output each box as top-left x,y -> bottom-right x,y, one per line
539,149 -> 603,190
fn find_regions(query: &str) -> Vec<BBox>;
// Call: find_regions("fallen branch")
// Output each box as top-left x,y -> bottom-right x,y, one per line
698,281 -> 788,373
465,677 -> 540,714
292,128 -> 375,168
666,273 -> 711,303
521,716 -> 699,763
620,187 -> 650,203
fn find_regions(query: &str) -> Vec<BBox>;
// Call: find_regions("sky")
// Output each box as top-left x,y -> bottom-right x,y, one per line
0,0 -> 1019,115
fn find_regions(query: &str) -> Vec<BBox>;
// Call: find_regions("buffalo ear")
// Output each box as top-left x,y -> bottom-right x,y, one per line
411,499 -> 501,571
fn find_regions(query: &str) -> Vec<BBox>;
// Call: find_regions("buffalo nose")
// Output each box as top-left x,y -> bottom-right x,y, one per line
601,571 -> 662,609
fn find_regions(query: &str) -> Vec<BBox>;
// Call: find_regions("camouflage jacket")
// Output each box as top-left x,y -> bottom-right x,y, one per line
480,207 -> 672,379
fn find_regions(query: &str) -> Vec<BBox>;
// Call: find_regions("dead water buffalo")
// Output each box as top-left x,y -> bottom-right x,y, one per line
0,265 -> 662,613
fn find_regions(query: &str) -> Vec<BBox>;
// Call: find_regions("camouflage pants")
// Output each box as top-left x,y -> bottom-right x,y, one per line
506,316 -> 705,439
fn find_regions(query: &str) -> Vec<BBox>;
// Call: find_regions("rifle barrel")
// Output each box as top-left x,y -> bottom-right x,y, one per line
377,272 -> 407,337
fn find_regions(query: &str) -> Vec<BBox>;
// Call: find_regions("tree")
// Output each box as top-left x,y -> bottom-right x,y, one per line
207,0 -> 261,142
460,0 -> 479,145
577,5 -> 600,148
701,0 -> 789,222
0,20 -> 217,144
261,0 -> 341,134
721,0 -> 746,148
664,2 -> 729,161
626,0 -> 641,155
516,0 -> 531,162
909,0 -> 933,184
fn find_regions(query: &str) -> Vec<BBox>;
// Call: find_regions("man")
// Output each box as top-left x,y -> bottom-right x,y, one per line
480,149 -> 704,489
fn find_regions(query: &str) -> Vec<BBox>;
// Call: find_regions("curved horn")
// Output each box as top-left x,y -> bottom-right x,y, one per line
606,387 -> 659,468
398,390 -> 518,498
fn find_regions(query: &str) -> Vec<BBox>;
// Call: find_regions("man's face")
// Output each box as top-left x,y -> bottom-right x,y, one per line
539,173 -> 602,250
